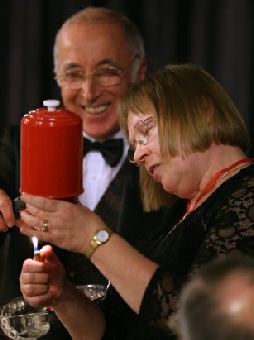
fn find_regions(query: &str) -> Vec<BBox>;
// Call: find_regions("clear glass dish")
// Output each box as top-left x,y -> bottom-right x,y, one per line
0,296 -> 51,339
0,284 -> 108,339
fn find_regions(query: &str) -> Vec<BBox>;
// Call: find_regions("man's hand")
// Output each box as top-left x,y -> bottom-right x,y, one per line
0,189 -> 15,231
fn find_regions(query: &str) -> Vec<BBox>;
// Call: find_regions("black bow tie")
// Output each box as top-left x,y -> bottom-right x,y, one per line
83,137 -> 124,167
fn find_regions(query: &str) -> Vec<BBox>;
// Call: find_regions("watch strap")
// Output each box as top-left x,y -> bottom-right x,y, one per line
85,227 -> 113,259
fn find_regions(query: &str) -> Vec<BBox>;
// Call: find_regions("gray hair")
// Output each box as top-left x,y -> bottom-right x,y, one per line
53,7 -> 145,74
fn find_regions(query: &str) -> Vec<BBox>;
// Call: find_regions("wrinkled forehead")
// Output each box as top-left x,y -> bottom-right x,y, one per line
58,21 -> 134,60
56,26 -> 141,94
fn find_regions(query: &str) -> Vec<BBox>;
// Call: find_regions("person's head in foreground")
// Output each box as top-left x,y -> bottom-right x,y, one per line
54,6 -> 146,139
177,255 -> 254,340
118,63 -> 249,211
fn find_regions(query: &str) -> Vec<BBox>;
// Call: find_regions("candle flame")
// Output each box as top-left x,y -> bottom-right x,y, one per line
32,237 -> 39,251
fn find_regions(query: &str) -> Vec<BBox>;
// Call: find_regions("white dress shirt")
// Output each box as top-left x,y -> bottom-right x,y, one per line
78,130 -> 129,211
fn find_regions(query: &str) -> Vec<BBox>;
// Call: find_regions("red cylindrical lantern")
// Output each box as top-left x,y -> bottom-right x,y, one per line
20,99 -> 83,199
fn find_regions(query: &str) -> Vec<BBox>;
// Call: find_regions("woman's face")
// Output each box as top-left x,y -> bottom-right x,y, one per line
128,111 -> 205,199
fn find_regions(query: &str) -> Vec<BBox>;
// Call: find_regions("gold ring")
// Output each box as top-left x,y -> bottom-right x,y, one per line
41,220 -> 49,232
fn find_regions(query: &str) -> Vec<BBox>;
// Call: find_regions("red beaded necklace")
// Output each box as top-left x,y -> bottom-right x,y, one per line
186,157 -> 254,214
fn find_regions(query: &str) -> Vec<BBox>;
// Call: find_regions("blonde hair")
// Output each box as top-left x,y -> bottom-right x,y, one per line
118,64 -> 250,211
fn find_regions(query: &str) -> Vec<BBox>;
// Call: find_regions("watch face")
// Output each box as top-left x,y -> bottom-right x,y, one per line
96,230 -> 109,243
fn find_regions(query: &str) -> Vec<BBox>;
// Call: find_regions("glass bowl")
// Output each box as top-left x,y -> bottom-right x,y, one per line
77,284 -> 107,301
0,296 -> 51,339
0,284 -> 107,339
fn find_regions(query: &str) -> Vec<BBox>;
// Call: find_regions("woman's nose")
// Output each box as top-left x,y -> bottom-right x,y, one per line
133,143 -> 148,164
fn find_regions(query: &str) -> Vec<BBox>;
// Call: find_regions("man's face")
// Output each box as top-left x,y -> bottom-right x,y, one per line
56,22 -> 146,139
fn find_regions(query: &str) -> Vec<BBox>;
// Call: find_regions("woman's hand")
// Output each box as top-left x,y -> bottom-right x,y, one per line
20,245 -> 66,308
17,193 -> 106,254
0,189 -> 15,231
20,244 -> 106,339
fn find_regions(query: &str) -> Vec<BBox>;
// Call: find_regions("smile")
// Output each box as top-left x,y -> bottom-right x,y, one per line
81,105 -> 109,114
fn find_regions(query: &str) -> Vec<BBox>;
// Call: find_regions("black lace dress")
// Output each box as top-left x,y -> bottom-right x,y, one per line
101,165 -> 254,339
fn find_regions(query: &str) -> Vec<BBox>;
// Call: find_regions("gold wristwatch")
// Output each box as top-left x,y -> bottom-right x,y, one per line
85,227 -> 113,259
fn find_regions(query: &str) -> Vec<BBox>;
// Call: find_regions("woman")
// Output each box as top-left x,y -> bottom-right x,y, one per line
18,64 -> 254,339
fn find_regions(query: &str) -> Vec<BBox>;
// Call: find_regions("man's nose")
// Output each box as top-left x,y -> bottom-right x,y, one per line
81,76 -> 100,100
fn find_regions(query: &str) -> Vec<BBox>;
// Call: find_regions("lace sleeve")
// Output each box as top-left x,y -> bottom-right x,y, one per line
191,179 -> 254,271
139,174 -> 254,334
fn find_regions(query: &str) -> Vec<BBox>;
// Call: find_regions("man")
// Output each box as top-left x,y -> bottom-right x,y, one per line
0,7 -> 178,339
178,255 -> 254,340
0,8 -> 172,304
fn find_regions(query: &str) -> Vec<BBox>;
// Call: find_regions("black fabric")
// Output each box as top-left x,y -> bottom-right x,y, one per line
99,166 -> 254,339
83,137 -> 124,167
0,124 -> 21,200
59,159 -> 137,287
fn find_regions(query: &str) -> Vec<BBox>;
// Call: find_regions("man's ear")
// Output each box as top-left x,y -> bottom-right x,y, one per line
138,59 -> 147,81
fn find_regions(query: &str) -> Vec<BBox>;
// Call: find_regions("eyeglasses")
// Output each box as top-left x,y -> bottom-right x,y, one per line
128,115 -> 156,167
56,55 -> 139,90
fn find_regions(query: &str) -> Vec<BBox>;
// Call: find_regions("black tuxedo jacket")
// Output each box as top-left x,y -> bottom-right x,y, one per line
0,125 -> 175,304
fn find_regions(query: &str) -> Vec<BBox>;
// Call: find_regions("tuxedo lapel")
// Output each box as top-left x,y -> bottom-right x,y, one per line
94,160 -> 145,243
51,160 -> 144,288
